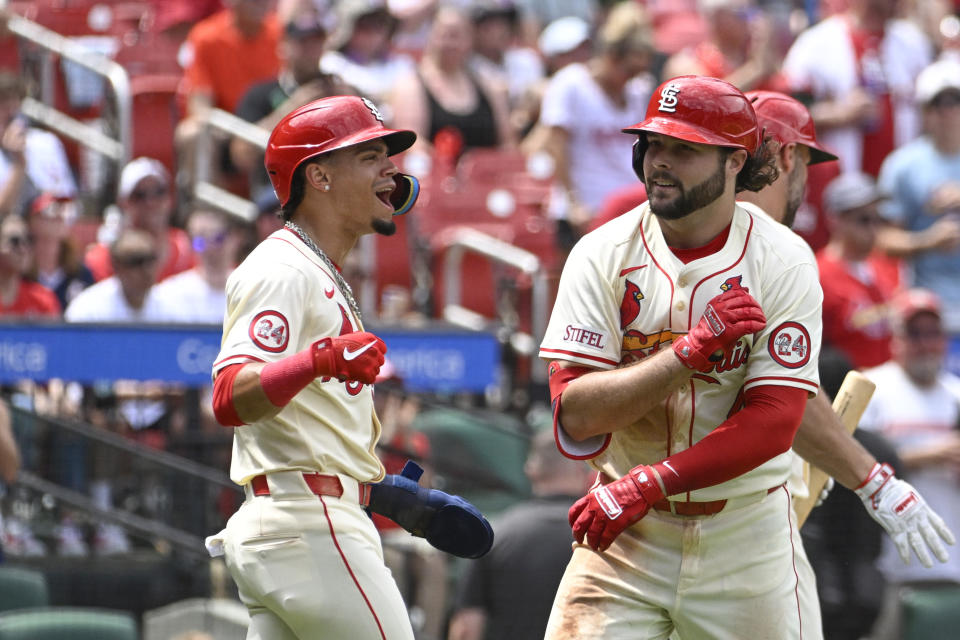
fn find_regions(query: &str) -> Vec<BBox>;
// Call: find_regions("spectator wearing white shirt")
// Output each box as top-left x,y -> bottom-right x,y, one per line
153,209 -> 248,324
65,229 -> 168,322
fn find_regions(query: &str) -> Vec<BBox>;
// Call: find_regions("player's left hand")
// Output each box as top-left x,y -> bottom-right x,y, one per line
569,465 -> 664,552
855,462 -> 956,567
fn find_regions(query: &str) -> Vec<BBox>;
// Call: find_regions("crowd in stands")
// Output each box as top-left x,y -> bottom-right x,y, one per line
1,0 -> 960,637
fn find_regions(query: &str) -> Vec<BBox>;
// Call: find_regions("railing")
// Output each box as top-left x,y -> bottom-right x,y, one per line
438,227 -> 549,381
8,404 -> 235,560
192,107 -> 269,223
8,13 -> 132,166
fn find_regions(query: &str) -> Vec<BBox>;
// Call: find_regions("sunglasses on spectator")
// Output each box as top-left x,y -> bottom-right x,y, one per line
114,253 -> 158,268
128,187 -> 168,203
192,231 -> 228,253
2,234 -> 32,249
843,213 -> 883,226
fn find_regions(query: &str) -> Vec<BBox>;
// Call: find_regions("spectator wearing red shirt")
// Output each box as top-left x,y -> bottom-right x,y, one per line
0,215 -> 59,317
816,171 -> 902,369
84,157 -> 195,282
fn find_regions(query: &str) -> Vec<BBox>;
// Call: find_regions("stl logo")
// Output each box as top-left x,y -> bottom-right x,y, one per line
658,83 -> 681,113
362,97 -> 384,122
249,310 -> 290,353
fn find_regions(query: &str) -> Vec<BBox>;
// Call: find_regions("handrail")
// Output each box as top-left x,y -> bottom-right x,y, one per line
439,227 -> 549,381
7,13 -> 132,165
193,108 -> 269,223
16,470 -> 208,559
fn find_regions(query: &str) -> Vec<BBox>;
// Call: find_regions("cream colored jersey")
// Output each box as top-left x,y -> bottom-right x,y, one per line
539,202 -> 822,501
213,227 -> 385,486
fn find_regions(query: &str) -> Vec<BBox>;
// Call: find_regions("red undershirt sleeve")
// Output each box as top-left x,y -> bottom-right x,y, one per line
652,385 -> 808,496
212,363 -> 246,427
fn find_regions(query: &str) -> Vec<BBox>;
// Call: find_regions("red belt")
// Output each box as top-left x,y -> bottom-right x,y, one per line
652,485 -> 781,516
250,473 -> 344,498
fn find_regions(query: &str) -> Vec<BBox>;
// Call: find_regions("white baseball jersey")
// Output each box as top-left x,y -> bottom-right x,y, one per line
213,227 -> 385,486
539,201 -> 823,501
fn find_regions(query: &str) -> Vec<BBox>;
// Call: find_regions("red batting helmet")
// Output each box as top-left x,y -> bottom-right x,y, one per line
623,75 -> 761,153
265,95 -> 417,206
745,90 -> 838,165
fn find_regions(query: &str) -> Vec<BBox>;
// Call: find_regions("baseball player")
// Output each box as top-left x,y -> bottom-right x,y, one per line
540,75 -> 823,639
204,96 -> 491,640
740,90 -> 955,568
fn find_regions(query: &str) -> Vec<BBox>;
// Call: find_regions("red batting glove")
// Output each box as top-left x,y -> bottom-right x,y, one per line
672,288 -> 766,372
312,331 -> 386,384
569,465 -> 665,552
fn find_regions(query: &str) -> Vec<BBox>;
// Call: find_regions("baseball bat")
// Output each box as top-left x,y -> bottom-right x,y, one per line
794,370 -> 876,527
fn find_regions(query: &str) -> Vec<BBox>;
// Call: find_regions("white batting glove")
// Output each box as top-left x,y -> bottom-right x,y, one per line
855,462 -> 956,567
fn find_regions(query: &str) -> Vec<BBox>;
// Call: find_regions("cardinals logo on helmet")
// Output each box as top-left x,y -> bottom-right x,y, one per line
720,275 -> 743,292
620,281 -> 645,329
658,83 -> 681,113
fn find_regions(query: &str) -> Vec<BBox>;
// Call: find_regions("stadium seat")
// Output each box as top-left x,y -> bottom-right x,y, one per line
0,607 -> 137,640
127,74 -> 182,175
0,567 -> 49,613
412,406 -> 530,518
411,149 -> 557,321
900,585 -> 960,640
143,597 -> 249,640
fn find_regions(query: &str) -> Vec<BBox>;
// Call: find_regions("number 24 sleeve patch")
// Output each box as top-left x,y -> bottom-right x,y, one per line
249,310 -> 290,353
768,321 -> 811,369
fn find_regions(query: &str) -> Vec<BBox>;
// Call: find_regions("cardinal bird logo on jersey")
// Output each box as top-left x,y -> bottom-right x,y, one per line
720,275 -> 743,292
620,281 -> 644,329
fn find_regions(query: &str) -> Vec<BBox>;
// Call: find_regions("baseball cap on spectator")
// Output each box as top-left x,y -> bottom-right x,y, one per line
330,0 -> 396,50
538,16 -> 590,57
822,172 -> 887,213
915,59 -> 960,105
891,288 -> 943,337
285,10 -> 335,38
254,185 -> 282,217
894,288 -> 942,321
118,157 -> 170,200
471,0 -> 518,25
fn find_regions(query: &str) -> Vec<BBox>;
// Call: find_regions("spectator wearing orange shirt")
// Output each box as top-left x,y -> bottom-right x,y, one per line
0,215 -> 59,317
84,157 -> 195,282
174,0 -> 282,198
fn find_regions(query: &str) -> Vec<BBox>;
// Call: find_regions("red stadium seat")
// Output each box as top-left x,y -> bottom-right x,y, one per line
127,73 -> 181,175
409,149 -> 558,322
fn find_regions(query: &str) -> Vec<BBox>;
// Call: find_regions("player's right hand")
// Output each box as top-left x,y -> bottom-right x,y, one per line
312,331 -> 386,384
672,288 -> 767,372
855,462 -> 956,567
569,465 -> 664,552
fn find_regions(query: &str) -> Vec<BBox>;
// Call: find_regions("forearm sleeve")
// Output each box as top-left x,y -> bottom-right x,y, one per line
654,385 -> 808,496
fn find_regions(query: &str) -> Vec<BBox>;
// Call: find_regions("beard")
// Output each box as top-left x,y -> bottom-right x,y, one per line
782,161 -> 806,229
904,354 -> 942,387
372,217 -> 397,236
646,158 -> 727,221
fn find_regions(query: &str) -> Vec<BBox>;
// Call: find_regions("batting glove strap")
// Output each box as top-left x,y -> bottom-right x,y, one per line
855,463 -> 956,568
